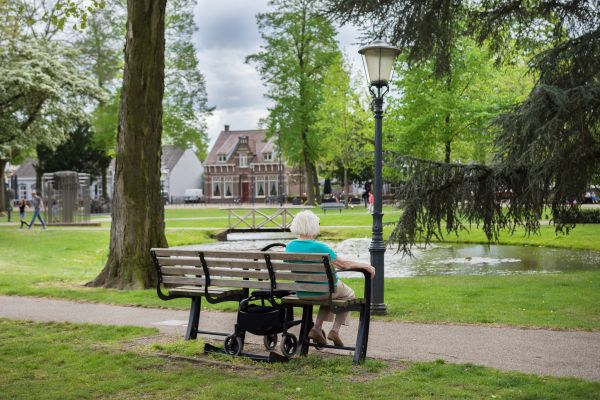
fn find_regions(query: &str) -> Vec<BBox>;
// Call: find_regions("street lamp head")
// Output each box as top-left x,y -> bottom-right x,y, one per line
358,40 -> 401,88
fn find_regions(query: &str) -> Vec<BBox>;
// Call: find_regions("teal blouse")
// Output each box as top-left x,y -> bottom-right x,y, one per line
285,239 -> 338,297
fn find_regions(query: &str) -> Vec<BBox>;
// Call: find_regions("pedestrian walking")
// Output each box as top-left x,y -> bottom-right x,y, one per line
368,191 -> 374,213
18,198 -> 28,228
28,191 -> 46,229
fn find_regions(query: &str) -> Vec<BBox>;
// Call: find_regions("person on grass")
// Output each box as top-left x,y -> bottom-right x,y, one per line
28,191 -> 46,229
286,210 -> 375,347
18,198 -> 28,228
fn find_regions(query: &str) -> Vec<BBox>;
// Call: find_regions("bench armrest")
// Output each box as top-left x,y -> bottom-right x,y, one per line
340,267 -> 372,306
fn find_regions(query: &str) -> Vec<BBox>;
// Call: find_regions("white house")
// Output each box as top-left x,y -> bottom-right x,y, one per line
160,145 -> 204,202
10,146 -> 203,202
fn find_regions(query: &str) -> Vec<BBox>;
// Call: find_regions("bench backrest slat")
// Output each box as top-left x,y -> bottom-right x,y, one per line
153,248 -> 333,295
157,257 -> 328,273
152,248 -> 328,262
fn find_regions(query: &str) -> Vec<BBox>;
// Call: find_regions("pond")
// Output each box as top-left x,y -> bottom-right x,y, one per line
179,238 -> 600,277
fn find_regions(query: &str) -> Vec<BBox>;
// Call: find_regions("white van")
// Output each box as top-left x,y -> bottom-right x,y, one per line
184,189 -> 204,203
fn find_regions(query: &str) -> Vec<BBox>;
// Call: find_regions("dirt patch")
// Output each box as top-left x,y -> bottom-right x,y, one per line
115,334 -> 407,381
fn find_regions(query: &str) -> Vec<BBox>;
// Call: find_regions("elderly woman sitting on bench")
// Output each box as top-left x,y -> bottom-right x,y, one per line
286,210 -> 375,347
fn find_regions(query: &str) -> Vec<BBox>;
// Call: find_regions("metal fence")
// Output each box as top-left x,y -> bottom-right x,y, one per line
42,171 -> 91,224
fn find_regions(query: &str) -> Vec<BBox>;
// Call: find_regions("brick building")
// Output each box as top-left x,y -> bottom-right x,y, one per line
204,126 -> 302,203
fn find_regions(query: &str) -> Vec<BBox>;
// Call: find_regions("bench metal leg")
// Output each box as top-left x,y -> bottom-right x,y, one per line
185,297 -> 201,340
298,305 -> 313,356
353,303 -> 371,364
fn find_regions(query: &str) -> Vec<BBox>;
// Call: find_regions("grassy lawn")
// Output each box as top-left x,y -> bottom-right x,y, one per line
1,206 -> 599,330
1,221 -> 599,329
1,319 -> 598,400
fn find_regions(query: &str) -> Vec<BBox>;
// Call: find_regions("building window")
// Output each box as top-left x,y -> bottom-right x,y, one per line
223,177 -> 233,198
255,176 -> 265,197
212,177 -> 222,198
239,153 -> 248,167
268,175 -> 278,196
19,184 -> 27,200
263,152 -> 272,162
218,154 -> 226,162
94,183 -> 102,199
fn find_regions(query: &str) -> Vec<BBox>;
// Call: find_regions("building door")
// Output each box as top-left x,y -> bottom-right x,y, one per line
241,182 -> 249,203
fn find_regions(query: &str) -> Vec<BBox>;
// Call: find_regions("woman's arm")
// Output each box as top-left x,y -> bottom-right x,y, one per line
332,256 -> 375,278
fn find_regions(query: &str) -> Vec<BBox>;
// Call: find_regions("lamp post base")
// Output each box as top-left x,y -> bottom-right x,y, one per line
370,303 -> 388,315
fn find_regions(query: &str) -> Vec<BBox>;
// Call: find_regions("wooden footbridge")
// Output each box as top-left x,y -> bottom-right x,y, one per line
222,206 -> 313,232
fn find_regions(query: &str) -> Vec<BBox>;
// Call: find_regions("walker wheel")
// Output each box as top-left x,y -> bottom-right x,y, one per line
224,334 -> 243,356
280,333 -> 298,356
263,334 -> 278,350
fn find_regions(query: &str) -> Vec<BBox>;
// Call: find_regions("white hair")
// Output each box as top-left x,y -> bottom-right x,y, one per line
290,210 -> 320,238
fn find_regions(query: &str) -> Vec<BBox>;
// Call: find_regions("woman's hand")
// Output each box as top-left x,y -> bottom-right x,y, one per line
363,265 -> 376,278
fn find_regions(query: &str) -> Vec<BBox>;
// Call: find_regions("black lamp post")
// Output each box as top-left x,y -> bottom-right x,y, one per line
359,40 -> 401,315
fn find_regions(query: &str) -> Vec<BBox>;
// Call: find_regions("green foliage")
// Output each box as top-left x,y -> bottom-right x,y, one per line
77,0 -> 212,160
247,0 -> 341,203
162,0 -> 213,160
387,40 -> 532,165
92,90 -> 120,157
75,0 -> 124,89
36,123 -> 111,180
316,57 -> 373,188
553,208 -> 600,224
325,0 -> 599,250
0,38 -> 104,159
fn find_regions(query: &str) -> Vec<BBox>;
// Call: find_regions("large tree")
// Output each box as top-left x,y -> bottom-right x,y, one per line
0,38 -> 102,213
88,0 -> 168,289
247,0 -> 340,205
315,57 -> 373,204
324,0 -> 600,249
36,123 -> 111,182
79,0 -> 212,163
387,39 -> 531,165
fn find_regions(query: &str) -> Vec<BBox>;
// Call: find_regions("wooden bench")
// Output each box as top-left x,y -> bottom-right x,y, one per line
321,202 -> 344,214
151,246 -> 372,364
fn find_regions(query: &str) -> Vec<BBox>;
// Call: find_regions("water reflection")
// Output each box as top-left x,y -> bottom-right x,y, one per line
179,238 -> 600,277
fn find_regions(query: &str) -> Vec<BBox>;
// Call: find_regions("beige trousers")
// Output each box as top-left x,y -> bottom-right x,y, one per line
304,280 -> 355,326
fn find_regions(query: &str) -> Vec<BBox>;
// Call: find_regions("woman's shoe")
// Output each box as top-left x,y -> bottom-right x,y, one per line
308,327 -> 327,346
327,330 -> 344,347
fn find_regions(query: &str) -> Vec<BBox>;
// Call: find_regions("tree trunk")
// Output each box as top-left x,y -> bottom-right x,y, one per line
302,149 -> 315,205
311,164 -> 320,203
101,165 -> 108,200
0,159 -> 6,214
88,0 -> 168,289
35,166 -> 42,196
343,165 -> 348,207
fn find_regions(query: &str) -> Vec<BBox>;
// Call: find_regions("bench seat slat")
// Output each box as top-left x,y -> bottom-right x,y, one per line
161,276 -> 329,293
281,295 -> 365,307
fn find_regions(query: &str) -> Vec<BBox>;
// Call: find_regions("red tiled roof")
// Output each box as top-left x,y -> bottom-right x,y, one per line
206,129 -> 274,164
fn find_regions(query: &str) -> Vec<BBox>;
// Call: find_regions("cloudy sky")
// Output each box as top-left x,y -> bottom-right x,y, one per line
193,0 -> 362,146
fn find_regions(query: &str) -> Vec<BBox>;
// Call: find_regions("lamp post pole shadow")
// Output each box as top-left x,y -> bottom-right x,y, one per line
359,40 -> 401,315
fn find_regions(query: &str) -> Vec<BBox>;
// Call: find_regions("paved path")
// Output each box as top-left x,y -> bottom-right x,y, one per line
1,295 -> 599,381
